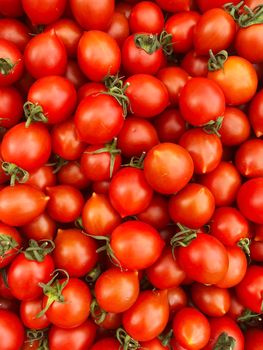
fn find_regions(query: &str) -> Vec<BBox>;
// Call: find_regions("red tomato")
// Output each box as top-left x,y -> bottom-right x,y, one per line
21,212 -> 56,241
22,0 -> 66,25
197,0 -> 240,12
235,139 -> 263,178
27,166 -> 57,192
64,60 -> 86,89
107,12 -> 130,47
0,224 -> 22,269
155,0 -> 191,12
249,89 -> 263,137
245,329 -> 263,350
181,50 -> 208,77
24,31 -> 67,79
77,82 -> 106,103
250,240 -> 263,262
57,161 -> 90,190
0,39 -> 24,86
123,289 -> 169,342
78,31 -> 121,82
0,185 -> 48,226
144,143 -> 194,195
20,298 -> 50,329
90,338 -> 120,350
0,310 -> 24,350
0,19 -> 30,52
168,286 -> 188,316
0,0 -> 24,17
154,109 -> 186,143
141,338 -> 169,350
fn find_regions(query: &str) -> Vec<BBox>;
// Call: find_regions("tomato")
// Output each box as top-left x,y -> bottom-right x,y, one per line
74,94 -> 124,144
1,122 -> 51,172
0,224 -> 21,269
0,310 -> 24,350
111,220 -> 164,270
53,228 -> 98,277
249,89 -> 263,137
200,161 -> 242,207
77,82 -> 106,103
48,320 -> 97,350
144,143 -> 194,195
123,289 -> 169,342
22,212 -> 56,241
156,67 -> 189,107
235,265 -> 263,313
43,277 -> 92,328
0,0 -> 24,17
165,12 -> 200,53
46,185 -> 84,223
245,329 -> 263,350
51,119 -> 86,161
235,139 -> 263,178
146,248 -> 186,289
116,2 -> 132,18
235,23 -> 263,63
0,39 -> 24,86
250,240 -> 263,262
181,50 -> 208,77
169,183 -> 215,229
45,19 -> 82,57
8,253 -> 54,301
109,167 -> 153,217
97,312 -> 122,330
0,19 -> 30,52
0,273 -> 15,300
70,0 -> 114,31
22,0 -> 66,25
90,338 -> 120,350
27,166 -> 57,192
64,60 -> 86,89
78,31 -> 120,82
24,31 -> 67,79
220,107 -> 251,146
208,56 -> 258,106
155,0 -> 191,12
0,145 -> 9,185
125,74 -> 169,118
57,161 -> 90,190
107,12 -> 130,47
196,0 -> 240,12
179,128 -> 222,174
82,193 -> 121,236
20,298 -> 50,329
179,77 -> 225,126
154,109 -> 186,143
178,233 -> 229,285
168,286 -> 187,317
0,185 -> 48,226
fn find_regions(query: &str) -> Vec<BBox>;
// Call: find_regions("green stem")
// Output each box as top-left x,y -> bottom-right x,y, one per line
23,239 -> 55,262
23,102 -> 48,127
238,4 -> 263,27
116,328 -> 140,350
213,332 -> 236,350
224,1 -> 244,21
208,50 -> 228,71
203,117 -> 224,137
0,58 -> 17,75
1,162 -> 29,186
90,299 -> 107,324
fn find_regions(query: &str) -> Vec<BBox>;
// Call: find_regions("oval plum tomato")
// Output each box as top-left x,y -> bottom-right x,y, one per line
109,167 -> 153,217
191,284 -> 231,317
220,107 -> 250,146
0,185 -> 48,226
8,253 -> 55,301
0,0 -> 24,17
70,0 -> 114,31
48,320 -> 97,350
179,128 -> 222,174
156,67 -> 189,107
27,166 -> 56,192
74,94 -> 124,144
123,289 -> 169,342
173,307 -> 210,350
26,75 -> 77,124
0,39 -> 23,86
42,277 -> 92,329
154,109 -> 186,143
21,212 -> 56,241
179,77 -> 225,126
20,298 -> 50,329
204,316 -> 244,350
57,161 -> 90,190
207,55 -> 258,106
196,0 -> 240,12
146,248 -> 186,289
0,19 -> 30,52
235,265 -> 263,313
111,220 -> 164,270
46,185 -> 84,223
22,0 -> 66,25
1,122 -> 51,172
107,12 -> 130,47
144,143 -> 194,195
181,50 -> 208,77
165,11 -> 200,54
0,224 -> 22,269
0,310 -> 24,350
51,119 -> 86,161
78,31 -> 120,82
82,193 -> 121,236
90,338 -> 120,350
216,246 -> 247,288
245,328 -> 263,350
194,9 -> 236,55
0,87 -> 23,128
121,34 -> 164,76
95,268 -> 139,313
249,89 -> 263,137
169,183 -> 215,229
168,287 -> 188,317
53,228 -> 98,277
155,0 -> 191,12
178,233 -> 229,284
200,161 -> 242,207
125,74 -> 169,118
24,31 -> 67,79
235,139 -> 263,178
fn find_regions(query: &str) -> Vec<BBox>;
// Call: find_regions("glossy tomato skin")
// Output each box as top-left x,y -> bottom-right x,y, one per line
235,24 -> 263,63
24,31 -> 67,79
109,167 -> 153,217
27,166 -> 57,192
77,82 -> 106,102
48,320 -> 97,350
155,0 -> 191,12
78,31 -> 120,82
107,12 -> 130,47
178,233 -> 229,285
173,307 -> 210,350
154,109 -> 186,143
0,0 -> 24,17
0,224 -> 22,269
21,212 -> 56,241
235,139 -> 263,178
0,86 -> 23,128
0,185 -> 48,226
20,298 -> 50,330
181,50 -> 208,77
144,143 -> 194,195
8,254 -> 54,301
64,60 -> 86,89
197,0 -> 240,12
245,329 -> 263,350
249,89 -> 263,137
111,220 -> 165,270
0,19 -> 30,53
22,0 -> 66,25
90,338 -> 120,350
70,0 -> 114,31
0,39 -> 24,86
57,161 -> 90,190
141,338 -> 169,350
130,2 -> 163,34
168,287 -> 188,317
123,289 -> 169,342
0,310 -> 24,350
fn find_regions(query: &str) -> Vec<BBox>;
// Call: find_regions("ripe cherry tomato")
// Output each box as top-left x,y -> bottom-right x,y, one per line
64,60 -> 86,89
181,50 -> 208,77
0,86 -> 23,128
107,12 -> 130,47
0,224 -> 22,269
245,328 -> 263,350
0,310 -> 24,350
235,139 -> 263,178
0,19 -> 30,52
20,298 -> 50,329
90,338 -> 120,350
249,89 -> 263,137
22,0 -> 66,25
57,161 -> 90,190
0,39 -> 24,86
21,212 -> 56,241
156,0 -> 191,12
154,109 -> 186,143
27,166 -> 57,192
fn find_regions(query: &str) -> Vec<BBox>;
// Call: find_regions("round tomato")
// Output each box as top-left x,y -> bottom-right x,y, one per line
20,298 -> 50,329
181,50 -> 208,77
22,0 -> 66,25
57,161 -> 90,190
0,310 -> 24,350
154,109 -> 186,143
64,60 -> 86,89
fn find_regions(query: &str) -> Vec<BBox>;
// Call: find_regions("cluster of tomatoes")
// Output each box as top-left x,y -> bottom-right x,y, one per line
1,0 -> 263,349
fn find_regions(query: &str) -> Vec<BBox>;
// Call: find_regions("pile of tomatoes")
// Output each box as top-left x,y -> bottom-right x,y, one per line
1,0 -> 263,349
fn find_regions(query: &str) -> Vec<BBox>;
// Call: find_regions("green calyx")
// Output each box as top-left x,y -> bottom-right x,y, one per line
1,161 -> 29,186
90,299 -> 107,324
25,329 -> 49,350
23,239 -> 55,262
213,332 -> 236,350
123,152 -> 146,169
134,30 -> 173,56
237,308 -> 262,323
237,238 -> 251,259
239,4 -> 263,27
23,101 -> 48,127
0,234 -> 19,257
0,58 -> 16,75
170,223 -> 197,255
116,328 -> 140,350
46,154 -> 68,174
208,50 -> 228,71
224,1 -> 244,22
159,329 -> 173,348
203,117 -> 224,138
